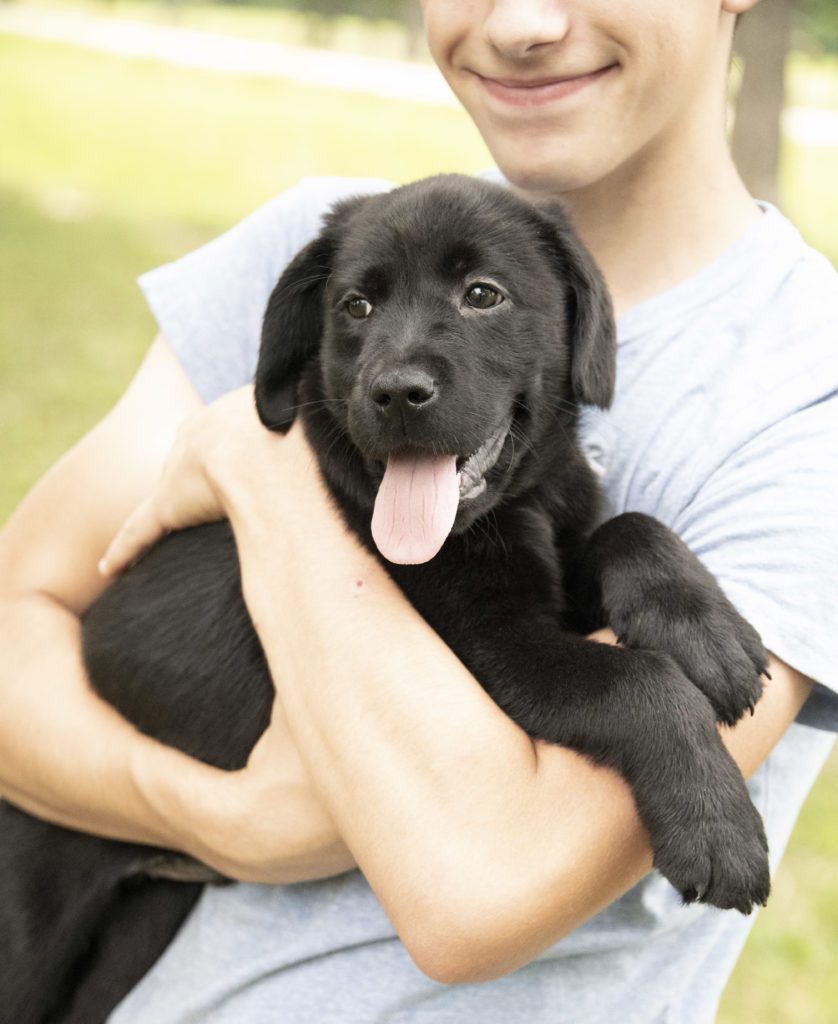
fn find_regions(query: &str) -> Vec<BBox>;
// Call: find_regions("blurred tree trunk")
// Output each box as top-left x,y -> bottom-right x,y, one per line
305,0 -> 342,47
731,0 -> 796,205
162,0 -> 183,24
401,0 -> 425,59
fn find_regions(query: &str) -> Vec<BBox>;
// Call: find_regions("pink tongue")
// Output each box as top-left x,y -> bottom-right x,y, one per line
372,452 -> 460,564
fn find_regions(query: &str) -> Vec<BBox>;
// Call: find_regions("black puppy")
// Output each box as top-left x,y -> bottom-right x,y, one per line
0,175 -> 770,1024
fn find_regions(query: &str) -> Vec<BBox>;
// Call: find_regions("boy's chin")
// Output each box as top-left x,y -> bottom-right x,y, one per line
493,160 -> 587,201
486,141 -> 609,200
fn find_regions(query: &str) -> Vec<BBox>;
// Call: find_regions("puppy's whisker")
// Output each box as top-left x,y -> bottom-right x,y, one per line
472,512 -> 505,558
321,420 -> 358,467
269,268 -> 333,298
555,419 -> 577,454
488,509 -> 508,561
274,275 -> 329,294
320,417 -> 348,451
509,422 -> 535,459
282,398 -> 348,414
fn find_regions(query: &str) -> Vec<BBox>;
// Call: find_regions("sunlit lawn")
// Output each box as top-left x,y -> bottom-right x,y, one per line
0,32 -> 491,507
1,26 -> 836,1023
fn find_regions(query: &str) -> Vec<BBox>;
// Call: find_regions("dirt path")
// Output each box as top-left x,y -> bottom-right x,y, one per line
0,3 -> 456,105
3,3 -> 838,146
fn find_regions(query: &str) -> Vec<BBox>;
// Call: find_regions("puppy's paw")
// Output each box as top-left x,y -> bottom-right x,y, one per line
672,602 -> 767,726
611,589 -> 768,726
651,782 -> 771,914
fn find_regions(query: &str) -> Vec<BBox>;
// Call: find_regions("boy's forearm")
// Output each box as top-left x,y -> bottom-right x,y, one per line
0,589 -> 355,882
0,590 -> 194,845
229,485 -> 589,976
227,460 -> 812,982
0,591 -> 246,865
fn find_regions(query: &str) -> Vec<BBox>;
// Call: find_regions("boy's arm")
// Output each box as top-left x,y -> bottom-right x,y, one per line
0,337 -> 351,881
182,414 -> 813,984
16,370 -> 812,981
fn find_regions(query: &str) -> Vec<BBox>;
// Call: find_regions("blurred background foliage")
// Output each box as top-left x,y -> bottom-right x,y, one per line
0,2 -> 836,1021
798,0 -> 838,53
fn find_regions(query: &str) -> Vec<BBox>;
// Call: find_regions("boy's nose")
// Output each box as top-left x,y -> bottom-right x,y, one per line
484,0 -> 571,60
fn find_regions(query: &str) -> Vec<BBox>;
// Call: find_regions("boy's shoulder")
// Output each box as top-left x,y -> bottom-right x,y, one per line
226,175 -> 397,257
588,203 -> 837,518
609,203 -> 837,437
719,206 -> 837,392
752,204 -> 838,326
618,203 -> 836,349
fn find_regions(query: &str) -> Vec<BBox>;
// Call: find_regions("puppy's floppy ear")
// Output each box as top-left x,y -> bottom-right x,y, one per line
254,195 -> 367,431
535,201 -> 617,409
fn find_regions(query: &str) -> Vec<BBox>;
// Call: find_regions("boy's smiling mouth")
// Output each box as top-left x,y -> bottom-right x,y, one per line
475,65 -> 617,108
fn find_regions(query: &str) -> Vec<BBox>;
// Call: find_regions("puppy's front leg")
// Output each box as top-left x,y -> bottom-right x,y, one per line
459,622 -> 770,914
569,512 -> 768,725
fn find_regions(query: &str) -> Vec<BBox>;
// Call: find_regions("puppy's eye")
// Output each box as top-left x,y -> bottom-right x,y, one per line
346,297 -> 373,319
465,284 -> 503,309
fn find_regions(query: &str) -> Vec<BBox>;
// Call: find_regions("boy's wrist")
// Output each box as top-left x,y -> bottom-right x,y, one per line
126,735 -> 218,855
128,742 -> 248,876
128,723 -> 355,884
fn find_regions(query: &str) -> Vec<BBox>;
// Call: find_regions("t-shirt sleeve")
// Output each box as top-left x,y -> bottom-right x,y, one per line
137,177 -> 392,403
671,391 -> 838,731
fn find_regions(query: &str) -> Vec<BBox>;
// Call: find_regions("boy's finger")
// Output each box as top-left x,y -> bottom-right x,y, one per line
98,500 -> 164,576
586,628 -> 621,646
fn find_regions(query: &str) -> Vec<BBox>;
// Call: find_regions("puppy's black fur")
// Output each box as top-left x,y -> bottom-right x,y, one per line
0,176 -> 770,1024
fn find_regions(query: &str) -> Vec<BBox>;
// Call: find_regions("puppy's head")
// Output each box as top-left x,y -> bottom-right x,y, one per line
255,175 -> 615,564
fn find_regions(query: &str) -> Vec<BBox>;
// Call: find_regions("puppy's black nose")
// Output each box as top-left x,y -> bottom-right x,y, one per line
371,369 -> 438,416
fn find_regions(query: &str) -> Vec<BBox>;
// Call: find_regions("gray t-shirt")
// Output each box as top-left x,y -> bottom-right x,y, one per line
110,175 -> 838,1024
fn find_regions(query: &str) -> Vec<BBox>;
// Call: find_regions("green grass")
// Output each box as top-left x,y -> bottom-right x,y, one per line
1,26 -> 837,1022
0,188 -> 161,501
0,32 -> 489,513
781,143 -> 838,260
0,34 -> 488,236
719,752 -> 838,1023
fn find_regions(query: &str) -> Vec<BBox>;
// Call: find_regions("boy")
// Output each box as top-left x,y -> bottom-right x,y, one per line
1,1 -> 836,1020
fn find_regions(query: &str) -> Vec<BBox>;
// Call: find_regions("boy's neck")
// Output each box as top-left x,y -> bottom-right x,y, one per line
556,130 -> 761,320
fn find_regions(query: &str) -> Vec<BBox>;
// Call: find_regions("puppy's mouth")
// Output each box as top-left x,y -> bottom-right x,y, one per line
371,416 -> 513,566
456,418 -> 510,502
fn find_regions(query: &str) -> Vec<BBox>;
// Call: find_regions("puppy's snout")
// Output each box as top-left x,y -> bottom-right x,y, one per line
371,368 -> 438,417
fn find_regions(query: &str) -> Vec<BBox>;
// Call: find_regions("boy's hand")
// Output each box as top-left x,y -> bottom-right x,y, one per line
145,697 -> 356,885
94,383 -> 354,881
99,386 -> 276,576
